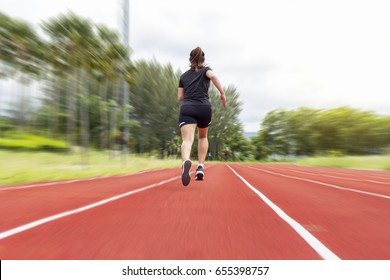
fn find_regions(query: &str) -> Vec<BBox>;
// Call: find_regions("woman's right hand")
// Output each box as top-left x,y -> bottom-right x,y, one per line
220,93 -> 227,108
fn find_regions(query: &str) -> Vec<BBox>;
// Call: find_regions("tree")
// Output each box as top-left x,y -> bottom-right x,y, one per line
208,85 -> 244,160
91,25 -> 135,150
130,59 -> 180,157
254,106 -> 390,158
0,12 -> 44,127
42,12 -> 135,161
42,12 -> 95,153
286,107 -> 319,155
256,109 -> 290,157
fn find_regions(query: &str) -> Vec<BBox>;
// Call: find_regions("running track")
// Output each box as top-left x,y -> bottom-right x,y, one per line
0,164 -> 389,260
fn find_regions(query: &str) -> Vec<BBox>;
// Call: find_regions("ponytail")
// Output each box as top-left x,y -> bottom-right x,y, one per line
189,47 -> 205,71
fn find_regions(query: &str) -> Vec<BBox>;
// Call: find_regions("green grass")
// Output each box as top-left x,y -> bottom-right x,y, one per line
1,150 -> 389,186
294,154 -> 390,171
0,150 -> 181,186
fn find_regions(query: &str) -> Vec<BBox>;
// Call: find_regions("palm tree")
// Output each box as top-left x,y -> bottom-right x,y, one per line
42,13 -> 136,161
92,25 -> 135,150
42,12 -> 96,161
0,12 -> 44,128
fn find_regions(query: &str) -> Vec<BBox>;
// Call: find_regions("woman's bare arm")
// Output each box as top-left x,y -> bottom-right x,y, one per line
206,70 -> 227,107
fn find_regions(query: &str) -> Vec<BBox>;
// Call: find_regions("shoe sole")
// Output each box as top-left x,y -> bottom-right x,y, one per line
181,160 -> 192,186
195,172 -> 204,180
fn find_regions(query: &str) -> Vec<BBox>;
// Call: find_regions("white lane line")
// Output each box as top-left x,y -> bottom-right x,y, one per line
0,179 -> 92,191
227,164 -> 341,260
248,166 -> 390,200
293,166 -> 390,181
0,176 -> 179,240
272,167 -> 390,185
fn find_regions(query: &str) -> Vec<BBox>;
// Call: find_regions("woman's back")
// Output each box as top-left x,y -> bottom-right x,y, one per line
179,66 -> 211,105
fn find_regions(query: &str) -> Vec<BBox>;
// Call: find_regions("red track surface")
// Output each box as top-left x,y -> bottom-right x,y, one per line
0,164 -> 389,260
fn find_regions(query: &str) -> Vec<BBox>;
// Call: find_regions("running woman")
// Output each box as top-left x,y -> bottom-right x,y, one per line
178,47 -> 227,186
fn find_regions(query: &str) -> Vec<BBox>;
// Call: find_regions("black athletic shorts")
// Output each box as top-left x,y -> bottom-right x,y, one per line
179,105 -> 212,128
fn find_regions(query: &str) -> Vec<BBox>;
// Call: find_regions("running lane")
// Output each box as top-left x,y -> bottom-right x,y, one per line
0,164 -> 322,260
0,168 -> 180,232
229,164 -> 390,259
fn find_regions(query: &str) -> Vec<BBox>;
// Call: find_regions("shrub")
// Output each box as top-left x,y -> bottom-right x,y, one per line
0,134 -> 69,152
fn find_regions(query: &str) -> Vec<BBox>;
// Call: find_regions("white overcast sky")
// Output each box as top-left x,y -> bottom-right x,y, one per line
1,0 -> 390,131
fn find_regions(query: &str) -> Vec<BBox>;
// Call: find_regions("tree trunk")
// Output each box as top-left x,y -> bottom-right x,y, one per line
80,70 -> 90,165
98,80 -> 108,149
66,71 -> 77,152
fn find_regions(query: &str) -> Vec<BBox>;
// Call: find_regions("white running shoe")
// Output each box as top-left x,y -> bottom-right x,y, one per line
195,165 -> 204,180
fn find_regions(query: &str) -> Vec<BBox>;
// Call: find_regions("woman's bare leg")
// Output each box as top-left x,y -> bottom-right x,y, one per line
197,127 -> 209,164
180,124 -> 197,161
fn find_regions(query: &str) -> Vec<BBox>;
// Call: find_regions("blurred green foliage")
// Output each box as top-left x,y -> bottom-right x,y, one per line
252,107 -> 390,160
0,133 -> 69,152
0,10 -> 246,161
